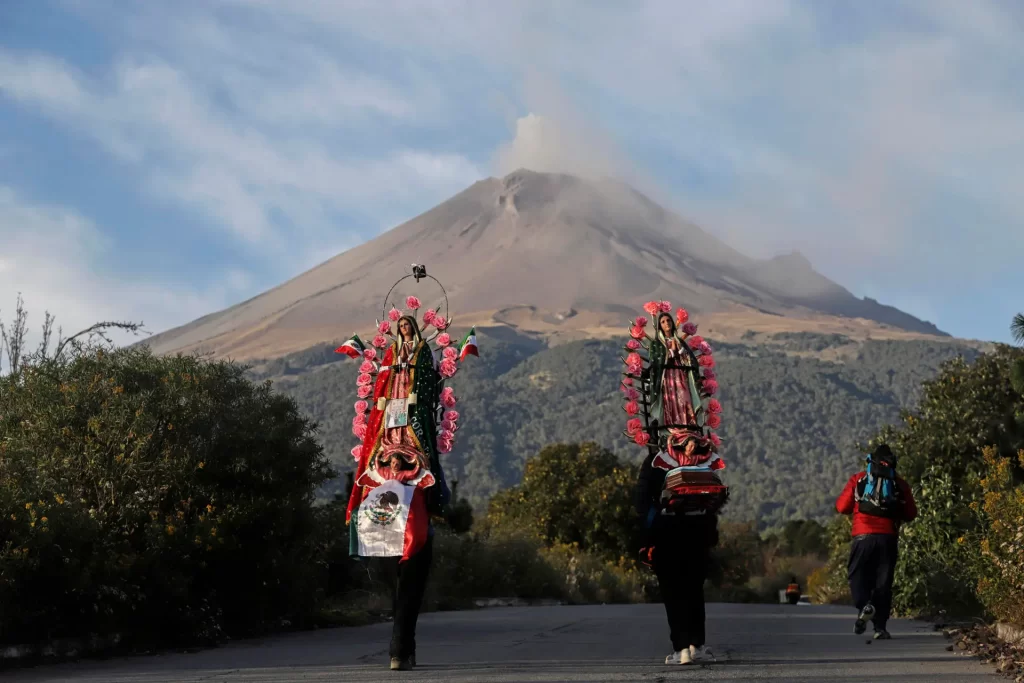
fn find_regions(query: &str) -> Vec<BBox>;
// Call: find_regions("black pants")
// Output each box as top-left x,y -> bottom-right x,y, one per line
847,533 -> 898,629
373,536 -> 433,659
652,541 -> 709,651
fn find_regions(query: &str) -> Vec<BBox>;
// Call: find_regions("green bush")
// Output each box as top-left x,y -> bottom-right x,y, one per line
479,442 -> 639,564
426,530 -> 565,609
890,465 -> 983,617
538,542 -> 652,604
0,346 -> 332,646
807,516 -> 852,605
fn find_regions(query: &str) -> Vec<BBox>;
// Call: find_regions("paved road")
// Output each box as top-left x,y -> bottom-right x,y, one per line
7,603 -> 993,682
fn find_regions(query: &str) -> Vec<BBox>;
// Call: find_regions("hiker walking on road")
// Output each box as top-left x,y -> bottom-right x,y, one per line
835,444 -> 917,640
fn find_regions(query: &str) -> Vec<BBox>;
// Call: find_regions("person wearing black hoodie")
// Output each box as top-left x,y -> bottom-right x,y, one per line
635,449 -> 720,666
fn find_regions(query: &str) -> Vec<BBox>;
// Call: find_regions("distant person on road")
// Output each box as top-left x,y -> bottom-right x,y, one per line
785,576 -> 801,605
835,444 -> 917,640
636,440 -> 720,666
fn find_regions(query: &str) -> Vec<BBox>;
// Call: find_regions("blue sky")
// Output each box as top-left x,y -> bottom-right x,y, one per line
1,0 -> 1022,353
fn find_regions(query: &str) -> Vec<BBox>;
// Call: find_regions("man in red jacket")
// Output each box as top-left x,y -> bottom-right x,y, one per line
835,444 -> 917,640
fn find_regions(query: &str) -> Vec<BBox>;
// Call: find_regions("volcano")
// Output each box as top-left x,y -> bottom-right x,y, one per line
143,169 -> 944,359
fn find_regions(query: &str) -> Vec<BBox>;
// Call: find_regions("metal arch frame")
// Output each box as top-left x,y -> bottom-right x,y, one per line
380,267 -> 451,344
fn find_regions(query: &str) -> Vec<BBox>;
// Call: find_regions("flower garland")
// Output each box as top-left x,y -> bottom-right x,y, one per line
621,300 -> 723,453
349,294 -> 461,459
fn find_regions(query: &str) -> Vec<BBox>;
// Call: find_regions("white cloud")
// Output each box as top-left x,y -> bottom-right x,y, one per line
0,41 -> 480,257
0,187 -> 245,370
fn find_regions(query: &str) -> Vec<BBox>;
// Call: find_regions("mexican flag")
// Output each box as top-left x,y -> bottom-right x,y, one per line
458,327 -> 479,362
335,334 -> 365,358
352,480 -> 429,559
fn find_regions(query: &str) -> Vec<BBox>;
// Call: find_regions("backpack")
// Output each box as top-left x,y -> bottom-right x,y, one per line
855,454 -> 902,518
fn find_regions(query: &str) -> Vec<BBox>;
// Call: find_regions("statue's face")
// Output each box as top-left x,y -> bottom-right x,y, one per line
659,315 -> 673,335
374,445 -> 431,486
684,438 -> 697,455
399,318 -> 413,340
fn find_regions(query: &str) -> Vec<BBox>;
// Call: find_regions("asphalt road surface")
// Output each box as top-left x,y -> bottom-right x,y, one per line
7,603 -> 993,682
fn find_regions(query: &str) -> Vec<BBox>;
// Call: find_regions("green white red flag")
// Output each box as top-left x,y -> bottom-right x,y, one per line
335,334 -> 366,358
458,327 -> 478,362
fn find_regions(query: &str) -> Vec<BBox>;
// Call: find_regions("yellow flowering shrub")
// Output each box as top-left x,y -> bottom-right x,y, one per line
975,447 -> 1024,625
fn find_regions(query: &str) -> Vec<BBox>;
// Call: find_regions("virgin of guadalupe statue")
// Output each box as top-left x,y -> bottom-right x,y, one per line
647,312 -> 705,433
336,268 -> 474,562
621,300 -> 725,472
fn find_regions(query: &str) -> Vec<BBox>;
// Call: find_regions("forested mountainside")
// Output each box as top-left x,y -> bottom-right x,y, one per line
249,331 -> 980,526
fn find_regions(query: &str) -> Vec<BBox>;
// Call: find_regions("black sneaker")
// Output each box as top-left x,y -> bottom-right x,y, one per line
854,604 -> 875,635
873,630 -> 891,640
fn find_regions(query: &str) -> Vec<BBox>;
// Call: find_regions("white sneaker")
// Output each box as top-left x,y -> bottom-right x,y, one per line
690,645 -> 714,661
665,649 -> 694,665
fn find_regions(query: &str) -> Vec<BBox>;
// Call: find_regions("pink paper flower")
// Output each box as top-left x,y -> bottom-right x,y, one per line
707,413 -> 722,429
351,445 -> 362,460
441,419 -> 456,432
354,400 -> 368,414
388,307 -> 402,322
634,431 -> 651,447
688,335 -> 705,348
359,360 -> 375,374
437,332 -> 452,347
698,341 -> 713,356
406,296 -> 421,310
676,308 -> 689,324
362,348 -> 377,361
622,377 -> 633,386
635,315 -> 649,327
378,320 -> 392,335
708,398 -> 722,414
357,385 -> 372,399
437,437 -> 453,454
702,379 -> 719,395
433,315 -> 448,330
626,418 -> 642,435
682,322 -> 698,336
658,301 -> 672,313
625,388 -> 640,401
352,413 -> 366,426
625,339 -> 641,351
643,301 -> 661,315
422,309 -> 437,325
440,387 -> 457,408
444,410 -> 459,422
352,423 -> 367,439
709,456 -> 725,470
627,362 -> 642,377
443,346 -> 458,361
372,334 -> 388,348
630,326 -> 646,340
439,358 -> 457,378
625,400 -> 640,416
702,368 -> 716,380
356,373 -> 372,386
698,354 -> 715,368
626,352 -> 642,366
709,433 -> 722,449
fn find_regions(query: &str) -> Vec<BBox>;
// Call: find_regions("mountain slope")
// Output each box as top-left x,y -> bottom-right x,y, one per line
144,170 -> 944,360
